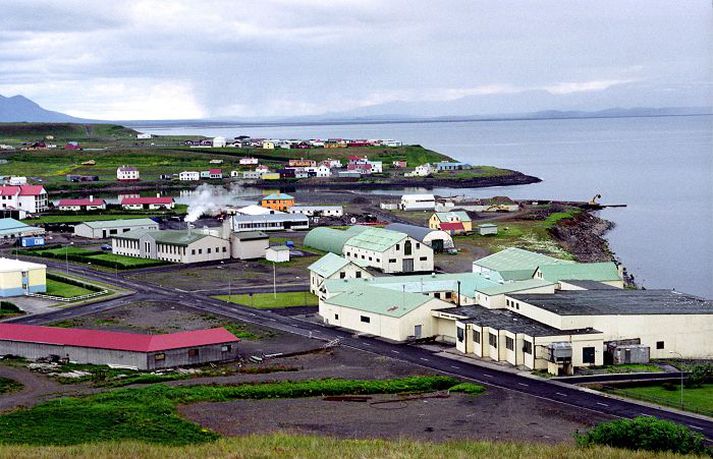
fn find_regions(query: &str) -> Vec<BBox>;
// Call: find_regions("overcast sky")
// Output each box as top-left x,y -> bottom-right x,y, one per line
1,1 -> 710,120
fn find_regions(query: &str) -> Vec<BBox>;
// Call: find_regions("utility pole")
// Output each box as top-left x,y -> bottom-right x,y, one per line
273,262 -> 277,299
670,351 -> 684,409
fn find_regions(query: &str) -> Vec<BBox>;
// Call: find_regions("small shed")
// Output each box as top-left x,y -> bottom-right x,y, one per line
477,223 -> 498,236
266,245 -> 290,263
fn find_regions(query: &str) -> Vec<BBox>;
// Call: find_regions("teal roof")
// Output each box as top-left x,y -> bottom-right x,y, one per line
474,247 -> 572,279
434,211 -> 471,223
308,253 -> 350,278
537,262 -> 620,283
0,218 -> 27,231
477,278 -> 555,296
478,223 -> 498,228
80,218 -> 157,229
303,226 -> 368,254
262,193 -> 293,200
343,227 -> 406,252
325,284 -> 433,318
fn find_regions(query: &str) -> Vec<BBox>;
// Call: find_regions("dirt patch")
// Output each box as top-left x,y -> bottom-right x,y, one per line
179,386 -> 610,444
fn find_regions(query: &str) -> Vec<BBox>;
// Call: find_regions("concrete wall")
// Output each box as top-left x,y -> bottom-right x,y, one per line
231,237 -> 268,260
310,264 -> 372,296
343,236 -> 433,274
76,222 -> 158,239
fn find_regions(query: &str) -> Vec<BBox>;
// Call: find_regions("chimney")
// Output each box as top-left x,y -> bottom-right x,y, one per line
187,222 -> 193,235
89,195 -> 93,202
156,193 -> 160,198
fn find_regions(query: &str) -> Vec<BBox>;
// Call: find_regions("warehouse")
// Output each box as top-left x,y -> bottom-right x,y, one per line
231,231 -> 269,259
385,222 -> 454,252
74,218 -> 159,239
288,205 -> 343,217
0,324 -> 239,370
400,194 -> 436,211
0,218 -> 44,239
533,262 -> 623,288
308,253 -> 372,295
230,213 -> 309,232
472,247 -> 573,281
112,228 -> 230,263
0,258 -> 46,297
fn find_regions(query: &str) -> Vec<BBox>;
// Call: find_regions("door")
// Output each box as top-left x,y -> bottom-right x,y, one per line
431,239 -> 444,253
414,325 -> 422,339
402,258 -> 414,272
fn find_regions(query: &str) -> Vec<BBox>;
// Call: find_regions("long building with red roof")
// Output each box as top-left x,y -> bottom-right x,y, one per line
0,324 -> 239,370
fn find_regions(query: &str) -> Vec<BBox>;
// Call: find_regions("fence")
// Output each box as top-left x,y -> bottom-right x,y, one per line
26,289 -> 109,303
603,384 -> 713,418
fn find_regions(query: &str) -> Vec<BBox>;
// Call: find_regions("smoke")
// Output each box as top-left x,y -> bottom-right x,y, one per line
183,184 -> 240,222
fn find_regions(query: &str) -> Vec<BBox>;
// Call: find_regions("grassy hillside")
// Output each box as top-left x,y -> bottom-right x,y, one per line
0,434 -> 700,459
0,123 -> 138,143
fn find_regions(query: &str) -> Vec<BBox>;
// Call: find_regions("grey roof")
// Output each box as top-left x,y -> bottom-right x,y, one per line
559,280 -> 619,290
509,290 -> 713,316
385,223 -> 435,243
114,229 -> 212,246
441,306 -> 600,337
232,231 -> 269,241
232,214 -> 308,223
78,218 -> 158,229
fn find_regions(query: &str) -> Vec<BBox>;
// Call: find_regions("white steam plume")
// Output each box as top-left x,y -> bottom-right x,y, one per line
183,184 -> 239,222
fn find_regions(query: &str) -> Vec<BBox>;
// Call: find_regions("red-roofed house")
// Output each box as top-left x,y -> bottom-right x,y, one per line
121,195 -> 175,210
57,196 -> 106,211
0,184 -> 48,213
208,168 -> 223,179
0,324 -> 239,370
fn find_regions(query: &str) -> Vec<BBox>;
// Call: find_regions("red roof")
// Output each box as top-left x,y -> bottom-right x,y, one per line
209,169 -> 222,174
0,185 -> 45,196
0,324 -> 238,352
439,222 -> 465,231
121,197 -> 174,205
58,198 -> 106,207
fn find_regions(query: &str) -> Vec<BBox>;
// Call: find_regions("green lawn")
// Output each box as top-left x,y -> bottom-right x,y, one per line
86,253 -> 167,268
608,383 -> 713,416
602,363 -> 663,374
214,291 -> 318,309
45,279 -> 94,298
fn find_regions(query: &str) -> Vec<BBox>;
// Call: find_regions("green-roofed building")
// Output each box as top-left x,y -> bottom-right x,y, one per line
534,262 -> 623,288
303,226 -> 367,255
0,218 -> 44,239
73,218 -> 159,239
307,253 -> 372,295
472,247 -> 573,280
112,228 -> 230,264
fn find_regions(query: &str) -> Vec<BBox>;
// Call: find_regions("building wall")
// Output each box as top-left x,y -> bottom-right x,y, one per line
75,222 -> 159,239
343,236 -> 433,274
146,343 -> 239,370
0,267 -> 46,297
310,264 -> 372,295
231,237 -> 268,260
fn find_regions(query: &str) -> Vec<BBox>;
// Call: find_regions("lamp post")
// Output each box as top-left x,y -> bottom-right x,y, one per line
65,241 -> 74,274
669,351 -> 684,409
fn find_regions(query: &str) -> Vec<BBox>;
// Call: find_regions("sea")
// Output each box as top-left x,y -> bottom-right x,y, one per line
134,115 -> 713,299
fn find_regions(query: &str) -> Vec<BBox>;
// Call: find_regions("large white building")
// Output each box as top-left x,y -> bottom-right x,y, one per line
288,206 -> 343,218
112,228 -> 230,263
0,185 -> 48,213
116,166 -> 140,181
179,171 -> 200,181
74,218 -> 159,239
400,194 -> 436,211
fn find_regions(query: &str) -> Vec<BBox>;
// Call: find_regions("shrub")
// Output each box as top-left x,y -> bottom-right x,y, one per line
661,382 -> 677,391
0,301 -> 20,312
448,382 -> 485,395
685,363 -> 713,389
575,416 -> 709,456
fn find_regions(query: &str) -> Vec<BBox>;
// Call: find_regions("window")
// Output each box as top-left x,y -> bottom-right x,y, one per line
445,292 -> 452,299
434,292 -> 441,299
334,313 -> 339,320
192,249 -> 196,255
368,257 -> 372,261
221,345 -> 231,352
222,246 -> 227,252
339,272 -> 346,279
473,330 -> 481,344
488,333 -> 497,348
355,272 -> 362,278
389,258 -> 396,263
188,348 -> 199,357
396,244 -> 400,250
506,337 -> 514,351
457,327 -> 464,343
404,240 -> 412,255
416,243 -> 420,249
198,249 -> 202,254
154,353 -> 165,361
360,315 -> 370,323
207,248 -> 212,254
522,340 -> 533,355
419,256 -> 427,261
656,341 -> 665,350
582,346 -> 595,364
506,299 -> 510,306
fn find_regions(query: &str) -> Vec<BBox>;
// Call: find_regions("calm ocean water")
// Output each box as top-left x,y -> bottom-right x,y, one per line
135,115 -> 713,298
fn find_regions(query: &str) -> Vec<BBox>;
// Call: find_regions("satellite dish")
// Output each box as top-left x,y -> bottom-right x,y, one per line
350,217 -> 357,224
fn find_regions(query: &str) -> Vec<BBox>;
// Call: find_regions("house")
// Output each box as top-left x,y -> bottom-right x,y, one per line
429,211 -> 473,234
209,159 -> 223,165
239,157 -> 259,165
179,171 -> 200,181
0,324 -> 239,370
266,245 -> 290,263
212,136 -> 227,148
120,196 -> 175,210
288,158 -> 316,168
57,196 -> 106,211
400,194 -> 436,211
472,247 -> 573,281
208,169 -> 223,179
308,253 -> 372,295
0,218 -> 44,239
435,161 -> 471,171
305,165 -> 331,177
261,141 -> 275,149
116,166 -> 140,181
304,226 -> 434,274
385,223 -> 454,252
200,171 -> 211,178
288,206 -> 343,218
112,228 -> 230,263
230,213 -> 309,232
74,218 -> 159,239
230,231 -> 269,260
321,158 -> 343,168
0,184 -> 48,213
260,173 -> 281,181
477,223 -> 498,236
0,258 -> 46,297
392,160 -> 408,168
64,141 -> 80,150
260,193 -> 295,212
5,176 -> 26,185
405,163 -> 434,177
137,133 -> 152,140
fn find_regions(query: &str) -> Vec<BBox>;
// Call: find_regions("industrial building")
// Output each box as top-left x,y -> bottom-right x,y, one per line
0,258 -> 46,297
429,211 -> 473,234
472,247 -> 573,281
74,218 -> 160,239
0,324 -> 239,370
400,194 -> 436,211
230,213 -> 309,232
230,231 -> 269,260
385,223 -> 454,252
112,228 -> 230,263
308,253 -> 372,295
304,226 -> 434,274
288,206 -> 343,217
0,218 -> 44,239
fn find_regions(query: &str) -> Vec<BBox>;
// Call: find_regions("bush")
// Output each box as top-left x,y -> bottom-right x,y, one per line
0,301 -> 20,313
448,382 -> 485,395
685,363 -> 713,389
661,382 -> 677,391
575,416 -> 709,456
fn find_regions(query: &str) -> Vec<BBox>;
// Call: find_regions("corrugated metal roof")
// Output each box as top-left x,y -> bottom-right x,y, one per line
0,218 -> 28,231
303,226 -> 368,254
434,211 -> 471,223
262,193 -> 294,200
343,227 -> 406,252
537,262 -> 620,282
80,218 -> 157,229
325,284 -> 434,318
474,247 -> 572,274
308,253 -> 350,277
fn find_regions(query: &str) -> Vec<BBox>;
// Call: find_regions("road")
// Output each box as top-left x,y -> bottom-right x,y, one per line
9,257 -> 713,440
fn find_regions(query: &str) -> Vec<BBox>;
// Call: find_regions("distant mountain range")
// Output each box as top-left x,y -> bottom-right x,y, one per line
0,94 -> 87,123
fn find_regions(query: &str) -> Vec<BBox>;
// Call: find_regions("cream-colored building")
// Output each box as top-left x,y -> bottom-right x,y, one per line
0,258 -> 46,297
308,253 -> 372,295
230,231 -> 269,260
112,229 -> 229,263
74,218 -> 159,239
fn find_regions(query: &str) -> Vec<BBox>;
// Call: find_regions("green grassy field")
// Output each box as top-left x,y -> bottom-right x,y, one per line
0,123 -> 138,144
86,253 -> 168,268
0,376 -> 463,446
20,246 -> 167,269
602,364 -> 663,374
214,291 -> 318,309
45,278 -> 94,298
608,383 -> 713,416
0,377 -> 23,395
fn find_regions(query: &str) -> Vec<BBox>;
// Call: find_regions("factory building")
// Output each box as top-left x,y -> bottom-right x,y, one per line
73,218 -> 159,239
231,213 -> 309,232
112,228 -> 230,263
0,258 -> 46,297
385,223 -> 454,252
0,218 -> 44,239
0,324 -> 239,370
308,253 -> 372,295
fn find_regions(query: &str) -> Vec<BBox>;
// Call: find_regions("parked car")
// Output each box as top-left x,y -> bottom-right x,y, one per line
100,244 -> 112,251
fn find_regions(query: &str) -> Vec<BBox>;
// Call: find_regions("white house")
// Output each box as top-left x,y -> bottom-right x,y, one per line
308,253 -> 372,295
266,245 -> 290,263
321,158 -> 342,168
305,165 -> 331,177
0,185 -> 48,213
120,196 -> 175,210
179,171 -> 200,181
57,196 -> 106,211
117,166 -> 140,181
405,163 -> 434,177
239,157 -> 259,165
400,194 -> 436,211
288,206 -> 343,218
212,136 -> 227,148
262,141 -> 275,149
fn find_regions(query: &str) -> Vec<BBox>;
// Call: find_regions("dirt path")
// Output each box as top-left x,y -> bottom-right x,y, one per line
0,366 -> 82,412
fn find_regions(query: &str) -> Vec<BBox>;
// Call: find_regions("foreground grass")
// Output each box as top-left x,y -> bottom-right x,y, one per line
45,278 -> 94,298
0,376 -> 462,446
214,291 -> 318,309
0,434 -> 698,459
607,383 -> 713,416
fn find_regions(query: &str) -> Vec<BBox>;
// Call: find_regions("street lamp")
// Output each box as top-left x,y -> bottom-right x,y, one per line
65,241 -> 74,274
669,351 -> 684,409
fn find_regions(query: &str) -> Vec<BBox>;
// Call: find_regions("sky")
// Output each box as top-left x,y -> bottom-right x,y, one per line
0,0 -> 710,120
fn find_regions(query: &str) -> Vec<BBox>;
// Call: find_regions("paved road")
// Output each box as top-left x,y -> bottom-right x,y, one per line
11,257 -> 713,440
